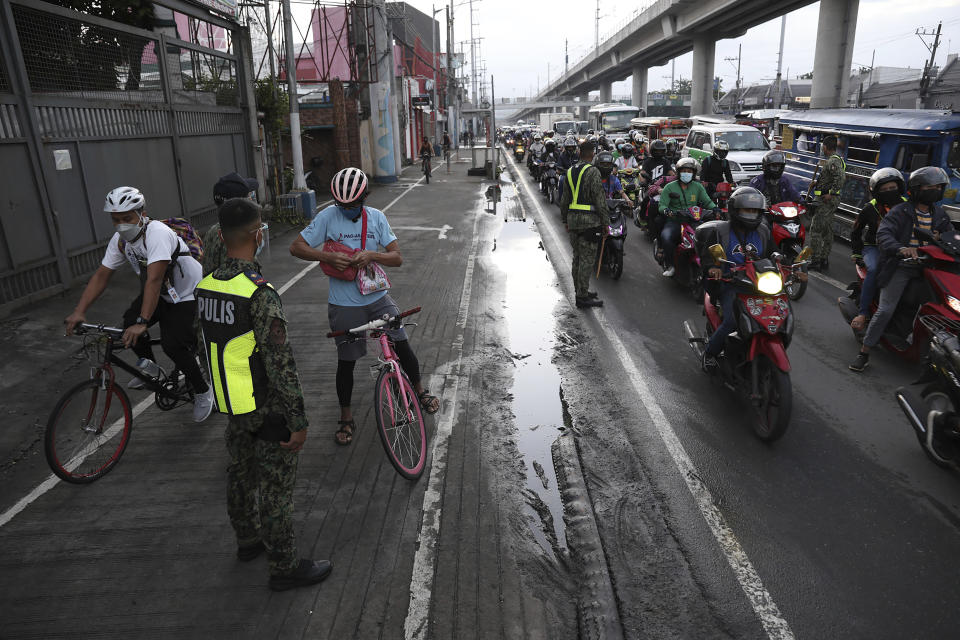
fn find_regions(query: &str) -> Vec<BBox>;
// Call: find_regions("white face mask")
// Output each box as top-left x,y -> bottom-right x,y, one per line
115,215 -> 144,242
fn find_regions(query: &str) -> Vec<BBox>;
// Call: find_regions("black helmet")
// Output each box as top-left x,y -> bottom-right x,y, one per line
907,166 -> 949,204
620,144 -> 634,158
868,167 -> 905,198
762,150 -> 786,180
595,151 -> 615,177
564,136 -> 578,150
650,139 -> 667,158
544,138 -> 557,151
728,186 -> 766,230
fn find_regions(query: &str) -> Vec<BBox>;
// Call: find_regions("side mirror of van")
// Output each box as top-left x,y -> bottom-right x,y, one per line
702,143 -> 713,153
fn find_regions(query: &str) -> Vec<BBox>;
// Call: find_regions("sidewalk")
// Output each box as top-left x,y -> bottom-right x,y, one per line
0,159 -> 577,639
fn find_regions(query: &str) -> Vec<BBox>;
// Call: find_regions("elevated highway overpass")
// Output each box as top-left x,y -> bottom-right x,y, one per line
513,0 -> 859,123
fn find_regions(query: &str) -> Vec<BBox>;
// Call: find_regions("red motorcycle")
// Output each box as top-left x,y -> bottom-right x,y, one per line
706,181 -> 735,214
655,205 -> 716,300
635,175 -> 676,240
768,201 -> 808,300
838,230 -> 960,360
685,244 -> 812,441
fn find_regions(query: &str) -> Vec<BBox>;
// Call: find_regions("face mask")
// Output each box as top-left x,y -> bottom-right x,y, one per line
916,187 -> 943,205
680,172 -> 693,184
338,204 -> 363,221
115,215 -> 144,242
877,190 -> 901,206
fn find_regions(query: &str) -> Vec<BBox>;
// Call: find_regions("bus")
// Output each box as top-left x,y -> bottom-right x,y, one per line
778,109 -> 960,237
588,103 -> 642,137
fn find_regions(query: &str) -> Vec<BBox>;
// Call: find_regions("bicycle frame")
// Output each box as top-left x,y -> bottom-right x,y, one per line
373,331 -> 418,424
78,324 -> 182,401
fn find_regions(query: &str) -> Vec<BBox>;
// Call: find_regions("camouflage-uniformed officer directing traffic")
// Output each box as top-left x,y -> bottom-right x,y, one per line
560,137 -> 607,308
808,135 -> 846,271
195,197 -> 332,592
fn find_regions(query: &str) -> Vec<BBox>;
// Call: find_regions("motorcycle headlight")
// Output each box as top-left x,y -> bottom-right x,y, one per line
948,296 -> 960,315
779,206 -> 798,218
757,271 -> 783,295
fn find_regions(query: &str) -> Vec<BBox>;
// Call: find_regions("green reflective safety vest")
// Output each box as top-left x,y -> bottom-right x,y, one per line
195,270 -> 270,415
567,163 -> 596,211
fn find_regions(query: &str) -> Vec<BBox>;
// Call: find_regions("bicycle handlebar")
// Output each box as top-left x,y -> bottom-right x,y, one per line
326,306 -> 422,338
75,322 -> 125,338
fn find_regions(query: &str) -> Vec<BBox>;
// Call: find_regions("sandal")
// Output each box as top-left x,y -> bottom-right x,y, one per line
851,315 -> 867,331
334,420 -> 354,446
417,390 -> 440,415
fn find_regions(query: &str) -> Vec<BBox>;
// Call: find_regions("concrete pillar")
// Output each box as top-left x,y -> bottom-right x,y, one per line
811,0 -> 859,108
578,93 -> 590,120
690,37 -> 716,116
599,81 -> 612,103
632,63 -> 648,113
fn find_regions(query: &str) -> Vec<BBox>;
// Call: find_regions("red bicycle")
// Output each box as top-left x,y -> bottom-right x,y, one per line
327,307 -> 428,480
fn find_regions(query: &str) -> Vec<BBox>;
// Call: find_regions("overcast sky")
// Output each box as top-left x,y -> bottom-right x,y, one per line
402,0 -> 960,100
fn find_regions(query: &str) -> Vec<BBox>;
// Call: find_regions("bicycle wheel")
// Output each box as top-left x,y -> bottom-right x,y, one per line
44,378 -> 133,484
374,367 -> 427,480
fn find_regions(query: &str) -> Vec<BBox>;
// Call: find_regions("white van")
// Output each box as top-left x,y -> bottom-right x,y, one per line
681,123 -> 772,184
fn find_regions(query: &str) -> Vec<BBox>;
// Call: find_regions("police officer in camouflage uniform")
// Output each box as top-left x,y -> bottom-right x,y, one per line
561,137 -> 607,308
808,135 -> 846,271
202,172 -> 259,276
195,198 -> 332,592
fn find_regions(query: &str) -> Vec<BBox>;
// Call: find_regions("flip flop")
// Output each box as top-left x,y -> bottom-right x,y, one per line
334,419 -> 354,446
417,390 -> 440,415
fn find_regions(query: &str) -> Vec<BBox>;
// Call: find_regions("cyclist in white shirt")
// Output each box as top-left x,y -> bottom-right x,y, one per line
64,186 -> 214,422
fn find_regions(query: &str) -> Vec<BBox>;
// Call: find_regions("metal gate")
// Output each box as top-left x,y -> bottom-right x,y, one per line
0,0 -> 258,313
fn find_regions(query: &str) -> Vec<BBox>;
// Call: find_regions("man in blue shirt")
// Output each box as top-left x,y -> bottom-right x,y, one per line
595,151 -> 626,200
290,168 -> 440,445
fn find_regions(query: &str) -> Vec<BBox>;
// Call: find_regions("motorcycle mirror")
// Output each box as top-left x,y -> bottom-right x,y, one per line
708,244 -> 727,265
795,246 -> 813,264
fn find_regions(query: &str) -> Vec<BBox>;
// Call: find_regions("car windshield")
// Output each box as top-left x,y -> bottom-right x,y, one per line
554,121 -> 575,133
716,129 -> 769,151
601,111 -> 638,132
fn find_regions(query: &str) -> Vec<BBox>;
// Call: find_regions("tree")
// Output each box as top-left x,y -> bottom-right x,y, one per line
799,71 -> 814,80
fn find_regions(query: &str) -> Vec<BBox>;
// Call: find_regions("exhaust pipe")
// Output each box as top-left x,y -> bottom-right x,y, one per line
896,387 -> 928,440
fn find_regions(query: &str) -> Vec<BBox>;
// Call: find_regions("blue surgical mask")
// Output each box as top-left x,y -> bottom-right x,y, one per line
680,172 -> 693,184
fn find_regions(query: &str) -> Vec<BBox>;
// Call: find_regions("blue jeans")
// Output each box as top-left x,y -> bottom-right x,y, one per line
660,219 -> 681,267
858,246 -> 881,317
706,286 -> 738,356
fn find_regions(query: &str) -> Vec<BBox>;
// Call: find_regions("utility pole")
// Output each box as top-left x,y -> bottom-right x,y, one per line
671,59 -> 675,91
917,21 -> 943,108
281,0 -> 304,189
565,38 -> 569,74
775,15 -> 786,108
595,0 -> 599,50
725,44 -> 742,107
469,0 -> 477,104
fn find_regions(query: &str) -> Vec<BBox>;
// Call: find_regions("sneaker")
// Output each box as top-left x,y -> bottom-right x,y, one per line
269,559 -> 333,592
849,352 -> 869,372
128,357 -> 159,389
193,386 -> 215,422
662,266 -> 676,277
702,352 -> 719,373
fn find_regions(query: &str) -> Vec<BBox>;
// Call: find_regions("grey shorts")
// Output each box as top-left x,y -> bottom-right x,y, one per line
328,294 -> 408,361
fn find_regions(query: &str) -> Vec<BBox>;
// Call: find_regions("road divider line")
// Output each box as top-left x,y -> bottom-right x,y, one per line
404,190 -> 482,640
809,270 -> 848,291
505,151 -> 795,640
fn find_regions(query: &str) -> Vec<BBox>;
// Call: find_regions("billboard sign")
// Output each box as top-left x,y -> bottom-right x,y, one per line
188,0 -> 239,20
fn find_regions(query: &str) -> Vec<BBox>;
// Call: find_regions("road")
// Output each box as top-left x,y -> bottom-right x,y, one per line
502,148 -> 960,639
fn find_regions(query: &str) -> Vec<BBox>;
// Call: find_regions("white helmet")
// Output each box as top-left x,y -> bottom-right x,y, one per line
104,186 -> 145,213
330,167 -> 368,205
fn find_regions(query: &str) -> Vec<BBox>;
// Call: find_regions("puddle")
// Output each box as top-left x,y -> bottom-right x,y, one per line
491,174 -> 568,556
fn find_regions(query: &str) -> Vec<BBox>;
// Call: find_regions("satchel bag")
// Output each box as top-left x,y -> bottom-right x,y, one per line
355,210 -> 391,295
319,210 -> 364,280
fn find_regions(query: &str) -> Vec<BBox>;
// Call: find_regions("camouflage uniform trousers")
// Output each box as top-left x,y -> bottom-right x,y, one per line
809,201 -> 839,262
225,414 -> 299,575
569,228 -> 601,298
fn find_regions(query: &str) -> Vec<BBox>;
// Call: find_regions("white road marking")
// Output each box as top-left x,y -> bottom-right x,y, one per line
0,176 -> 431,530
506,151 -> 796,640
809,270 -> 848,291
403,195 -> 482,640
393,225 -> 453,240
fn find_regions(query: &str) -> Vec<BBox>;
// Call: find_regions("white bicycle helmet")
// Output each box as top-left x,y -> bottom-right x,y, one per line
330,167 -> 368,205
103,186 -> 145,213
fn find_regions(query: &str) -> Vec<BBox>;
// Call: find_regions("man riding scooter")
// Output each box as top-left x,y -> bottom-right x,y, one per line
849,167 -> 953,372
698,186 -> 775,371
701,140 -> 734,198
596,151 -> 628,201
640,139 -> 673,185
749,150 -> 802,207
659,157 -> 718,277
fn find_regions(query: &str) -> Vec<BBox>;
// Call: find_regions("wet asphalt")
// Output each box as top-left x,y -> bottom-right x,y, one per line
503,151 -> 960,640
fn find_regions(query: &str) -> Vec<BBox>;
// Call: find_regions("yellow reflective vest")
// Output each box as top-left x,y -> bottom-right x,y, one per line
567,163 -> 596,211
195,271 -> 270,415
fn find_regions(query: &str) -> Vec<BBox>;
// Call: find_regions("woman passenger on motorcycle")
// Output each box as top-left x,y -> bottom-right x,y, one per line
659,158 -> 718,277
699,187 -> 773,371
596,151 -> 627,201
849,167 -> 953,372
848,168 -> 907,332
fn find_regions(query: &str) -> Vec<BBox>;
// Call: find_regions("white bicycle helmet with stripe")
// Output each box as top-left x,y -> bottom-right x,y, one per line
330,167 -> 368,205
103,186 -> 145,213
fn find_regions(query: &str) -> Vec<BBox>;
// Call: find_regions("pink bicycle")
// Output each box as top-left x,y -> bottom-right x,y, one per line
327,306 -> 428,480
